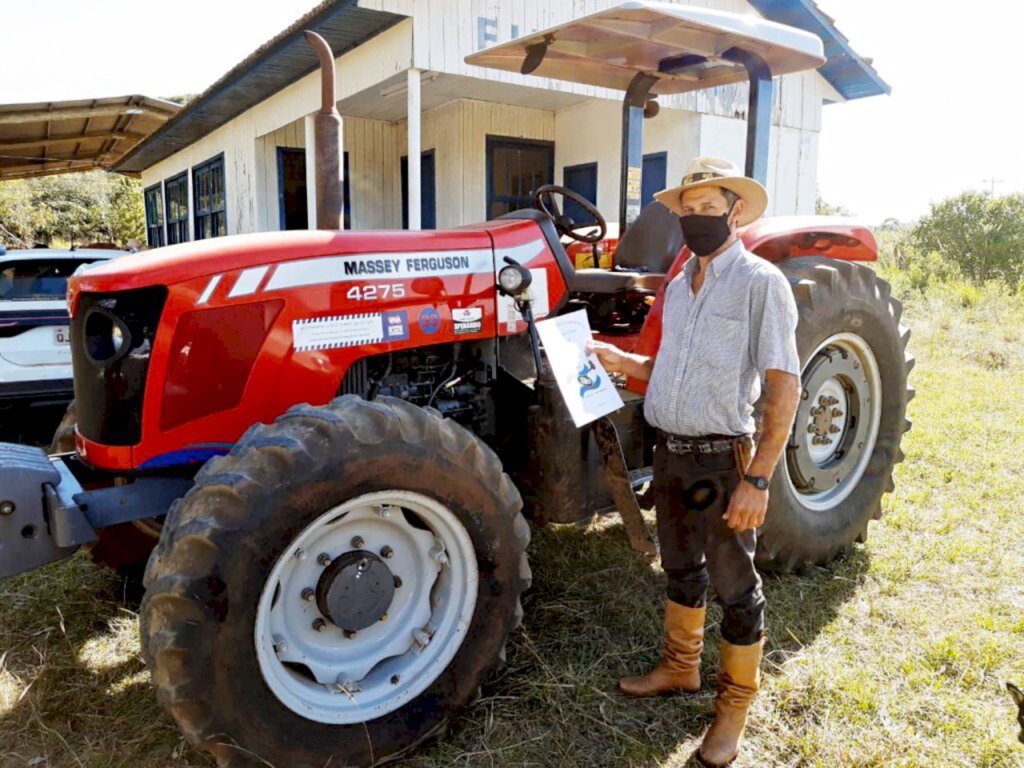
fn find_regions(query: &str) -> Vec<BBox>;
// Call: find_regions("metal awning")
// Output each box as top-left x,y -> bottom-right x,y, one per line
465,1 -> 826,96
0,95 -> 180,180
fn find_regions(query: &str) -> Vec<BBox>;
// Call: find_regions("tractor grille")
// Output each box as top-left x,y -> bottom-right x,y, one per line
71,286 -> 167,446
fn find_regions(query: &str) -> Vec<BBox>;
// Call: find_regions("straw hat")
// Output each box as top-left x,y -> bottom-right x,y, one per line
654,157 -> 768,226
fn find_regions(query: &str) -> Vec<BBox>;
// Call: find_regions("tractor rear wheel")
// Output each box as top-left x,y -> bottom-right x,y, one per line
756,257 -> 914,572
140,396 -> 530,768
50,399 -> 162,582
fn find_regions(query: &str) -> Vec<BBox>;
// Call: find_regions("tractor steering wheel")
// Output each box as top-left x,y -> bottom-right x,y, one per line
533,184 -> 607,244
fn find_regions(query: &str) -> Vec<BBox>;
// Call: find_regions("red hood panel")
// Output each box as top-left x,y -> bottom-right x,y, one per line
72,229 -> 495,294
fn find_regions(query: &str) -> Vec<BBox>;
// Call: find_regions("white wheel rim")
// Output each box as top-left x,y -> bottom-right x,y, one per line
254,490 -> 478,724
786,333 -> 882,512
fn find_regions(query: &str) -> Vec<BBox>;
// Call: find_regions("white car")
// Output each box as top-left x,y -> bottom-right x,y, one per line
0,246 -> 123,408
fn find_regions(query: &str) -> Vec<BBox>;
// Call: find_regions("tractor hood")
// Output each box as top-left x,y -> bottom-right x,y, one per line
71,229 -> 495,296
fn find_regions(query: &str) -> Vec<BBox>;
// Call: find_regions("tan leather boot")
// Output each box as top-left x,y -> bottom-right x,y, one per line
619,601 -> 705,696
698,638 -> 764,767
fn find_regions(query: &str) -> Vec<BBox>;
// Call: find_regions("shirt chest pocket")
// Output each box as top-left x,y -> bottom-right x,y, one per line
695,313 -> 747,370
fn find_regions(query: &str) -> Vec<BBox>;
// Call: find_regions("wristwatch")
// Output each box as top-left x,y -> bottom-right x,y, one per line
743,474 -> 770,491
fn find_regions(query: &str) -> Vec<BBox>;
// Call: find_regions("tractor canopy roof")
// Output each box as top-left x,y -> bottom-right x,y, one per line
465,1 -> 825,95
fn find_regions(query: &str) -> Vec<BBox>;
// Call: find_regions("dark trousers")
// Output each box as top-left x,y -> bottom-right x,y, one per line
653,433 -> 766,646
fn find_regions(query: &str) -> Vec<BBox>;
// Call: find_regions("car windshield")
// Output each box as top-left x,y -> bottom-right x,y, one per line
0,259 -> 96,300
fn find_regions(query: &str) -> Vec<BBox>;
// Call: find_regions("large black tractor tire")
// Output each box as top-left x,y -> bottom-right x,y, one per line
140,396 -> 530,768
50,399 -> 162,582
756,256 -> 914,572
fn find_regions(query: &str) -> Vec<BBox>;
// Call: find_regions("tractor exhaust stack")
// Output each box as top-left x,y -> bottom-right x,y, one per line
304,30 -> 343,230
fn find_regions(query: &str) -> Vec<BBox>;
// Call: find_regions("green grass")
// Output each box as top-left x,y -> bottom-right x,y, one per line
2,276 -> 1024,767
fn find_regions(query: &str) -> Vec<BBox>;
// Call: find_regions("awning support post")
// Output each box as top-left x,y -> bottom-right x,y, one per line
618,72 -> 658,235
407,68 -> 422,230
723,48 -> 773,186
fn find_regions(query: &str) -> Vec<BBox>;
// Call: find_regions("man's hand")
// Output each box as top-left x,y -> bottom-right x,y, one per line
586,340 -> 655,381
587,340 -> 628,371
723,481 -> 768,532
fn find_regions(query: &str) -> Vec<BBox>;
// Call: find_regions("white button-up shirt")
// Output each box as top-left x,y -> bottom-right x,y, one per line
643,239 -> 800,437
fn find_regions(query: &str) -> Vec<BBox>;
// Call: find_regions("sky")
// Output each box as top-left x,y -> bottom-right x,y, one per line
1,0 -> 1019,225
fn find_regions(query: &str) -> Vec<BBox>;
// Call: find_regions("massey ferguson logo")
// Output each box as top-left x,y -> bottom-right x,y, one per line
452,307 -> 483,336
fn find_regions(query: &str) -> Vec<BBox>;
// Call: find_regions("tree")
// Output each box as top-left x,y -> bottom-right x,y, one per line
815,194 -> 852,217
911,191 -> 1024,286
0,171 -> 145,248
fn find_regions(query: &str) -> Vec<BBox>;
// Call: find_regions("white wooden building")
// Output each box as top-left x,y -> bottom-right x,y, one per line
114,0 -> 888,246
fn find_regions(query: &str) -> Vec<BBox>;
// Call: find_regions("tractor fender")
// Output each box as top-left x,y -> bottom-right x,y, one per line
739,215 -> 879,264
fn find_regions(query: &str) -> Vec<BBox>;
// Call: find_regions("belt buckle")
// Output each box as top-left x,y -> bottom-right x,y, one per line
665,435 -> 687,454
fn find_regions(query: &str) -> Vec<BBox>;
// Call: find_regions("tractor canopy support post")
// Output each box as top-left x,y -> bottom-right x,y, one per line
618,72 -> 658,235
305,30 -> 344,230
723,48 -> 773,186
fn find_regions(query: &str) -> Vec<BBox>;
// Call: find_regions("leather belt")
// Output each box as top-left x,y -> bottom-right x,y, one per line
660,431 -> 750,455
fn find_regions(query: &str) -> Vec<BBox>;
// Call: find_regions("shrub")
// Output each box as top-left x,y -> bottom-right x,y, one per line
912,191 -> 1024,287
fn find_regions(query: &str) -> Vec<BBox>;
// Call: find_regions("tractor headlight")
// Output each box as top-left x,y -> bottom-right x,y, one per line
83,308 -> 132,366
498,264 -> 532,297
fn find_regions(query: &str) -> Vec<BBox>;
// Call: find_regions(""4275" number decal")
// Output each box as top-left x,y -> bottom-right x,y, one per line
346,283 -> 407,301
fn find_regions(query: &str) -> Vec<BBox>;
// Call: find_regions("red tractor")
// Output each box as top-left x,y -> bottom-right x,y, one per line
0,5 -> 912,767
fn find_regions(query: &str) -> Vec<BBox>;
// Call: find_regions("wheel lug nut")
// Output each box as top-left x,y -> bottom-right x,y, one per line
393,575 -> 403,588
831,408 -> 843,417
312,618 -> 327,632
351,536 -> 364,549
830,425 -> 841,434
294,548 -> 307,561
381,545 -> 394,559
343,629 -> 357,639
301,587 -> 315,601
379,613 -> 388,622
273,635 -> 288,655
0,500 -> 15,516
317,552 -> 331,566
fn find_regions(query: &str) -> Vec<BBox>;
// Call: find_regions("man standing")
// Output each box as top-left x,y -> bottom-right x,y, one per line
589,157 -> 801,767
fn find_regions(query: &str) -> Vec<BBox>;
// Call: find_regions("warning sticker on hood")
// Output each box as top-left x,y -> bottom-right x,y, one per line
293,313 -> 384,351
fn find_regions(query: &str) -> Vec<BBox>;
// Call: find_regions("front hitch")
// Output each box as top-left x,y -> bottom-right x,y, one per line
0,442 -> 194,579
0,443 -> 93,578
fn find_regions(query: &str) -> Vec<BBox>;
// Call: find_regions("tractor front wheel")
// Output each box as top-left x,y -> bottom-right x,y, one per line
140,396 -> 530,767
756,257 -> 914,572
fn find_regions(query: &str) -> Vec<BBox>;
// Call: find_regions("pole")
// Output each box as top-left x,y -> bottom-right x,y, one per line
407,68 -> 422,230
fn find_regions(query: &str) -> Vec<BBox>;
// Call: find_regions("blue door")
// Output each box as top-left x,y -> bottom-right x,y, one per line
642,152 -> 668,209
562,162 -> 599,227
401,150 -> 436,229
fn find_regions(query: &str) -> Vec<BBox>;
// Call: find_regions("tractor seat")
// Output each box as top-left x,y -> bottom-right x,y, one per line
573,201 -> 683,294
572,268 -> 664,293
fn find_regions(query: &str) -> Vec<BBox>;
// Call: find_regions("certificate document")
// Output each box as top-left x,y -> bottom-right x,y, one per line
535,309 -> 624,427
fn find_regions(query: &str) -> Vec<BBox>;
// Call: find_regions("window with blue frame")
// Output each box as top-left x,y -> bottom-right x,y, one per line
164,172 -> 189,244
486,136 -> 554,219
144,183 -> 165,247
193,154 -> 227,240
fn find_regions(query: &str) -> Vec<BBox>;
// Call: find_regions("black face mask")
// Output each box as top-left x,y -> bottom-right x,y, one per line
679,205 -> 735,257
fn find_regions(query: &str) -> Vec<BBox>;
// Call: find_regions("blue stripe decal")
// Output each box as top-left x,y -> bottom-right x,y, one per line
138,444 -> 233,470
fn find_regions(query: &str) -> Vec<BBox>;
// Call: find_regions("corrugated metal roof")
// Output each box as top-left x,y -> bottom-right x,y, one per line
748,0 -> 890,99
113,0 -> 404,175
0,95 -> 180,180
